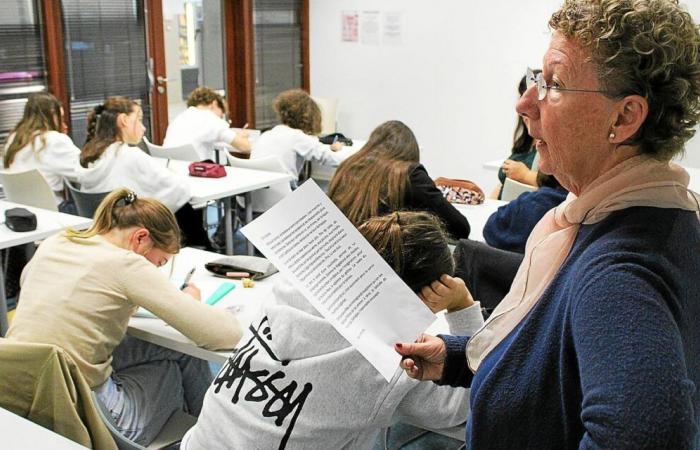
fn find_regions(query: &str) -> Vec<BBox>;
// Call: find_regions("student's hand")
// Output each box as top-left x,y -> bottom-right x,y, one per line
395,334 -> 446,381
232,133 -> 251,154
183,283 -> 202,301
330,141 -> 344,151
502,159 -> 530,183
419,275 -> 474,313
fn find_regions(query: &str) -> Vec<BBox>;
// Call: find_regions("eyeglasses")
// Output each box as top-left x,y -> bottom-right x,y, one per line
526,67 -> 608,101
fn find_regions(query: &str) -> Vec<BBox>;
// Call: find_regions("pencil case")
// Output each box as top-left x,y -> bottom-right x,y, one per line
205,256 -> 278,280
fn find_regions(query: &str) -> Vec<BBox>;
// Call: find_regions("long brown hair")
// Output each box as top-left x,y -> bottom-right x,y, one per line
273,89 -> 322,135
4,92 -> 63,168
359,211 -> 454,292
80,96 -> 138,167
65,188 -> 181,253
512,70 -> 540,155
329,120 -> 420,225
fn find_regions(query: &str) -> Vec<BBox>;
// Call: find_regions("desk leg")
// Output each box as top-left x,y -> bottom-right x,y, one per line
0,260 -> 8,336
224,197 -> 233,255
245,192 -> 254,256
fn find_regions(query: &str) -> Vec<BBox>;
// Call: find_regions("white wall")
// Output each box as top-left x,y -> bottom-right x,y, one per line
310,0 -> 700,193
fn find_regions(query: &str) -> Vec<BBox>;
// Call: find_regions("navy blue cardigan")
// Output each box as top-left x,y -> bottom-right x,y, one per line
440,206 -> 700,449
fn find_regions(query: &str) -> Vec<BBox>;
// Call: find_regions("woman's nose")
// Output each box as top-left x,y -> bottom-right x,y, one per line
516,84 -> 539,121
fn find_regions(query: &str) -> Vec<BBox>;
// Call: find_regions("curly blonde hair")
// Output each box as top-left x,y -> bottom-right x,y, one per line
550,0 -> 700,160
273,89 -> 322,135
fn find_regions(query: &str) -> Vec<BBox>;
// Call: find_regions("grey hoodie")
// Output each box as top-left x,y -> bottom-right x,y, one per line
182,278 -> 484,450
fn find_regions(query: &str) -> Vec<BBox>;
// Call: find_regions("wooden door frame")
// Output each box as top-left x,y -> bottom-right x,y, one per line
40,0 -> 70,132
144,0 -> 168,144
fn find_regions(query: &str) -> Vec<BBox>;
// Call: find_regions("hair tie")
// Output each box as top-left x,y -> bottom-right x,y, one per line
116,191 -> 137,207
94,104 -> 105,115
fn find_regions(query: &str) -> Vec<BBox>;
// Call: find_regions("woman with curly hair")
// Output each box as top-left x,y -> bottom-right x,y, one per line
397,1 -> 700,448
251,89 -> 344,187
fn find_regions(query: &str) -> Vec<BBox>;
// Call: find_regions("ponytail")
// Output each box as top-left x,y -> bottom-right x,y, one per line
358,211 -> 454,292
81,97 -> 137,167
65,188 -> 181,253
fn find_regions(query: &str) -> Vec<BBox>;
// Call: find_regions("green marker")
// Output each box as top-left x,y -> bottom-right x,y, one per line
205,282 -> 236,306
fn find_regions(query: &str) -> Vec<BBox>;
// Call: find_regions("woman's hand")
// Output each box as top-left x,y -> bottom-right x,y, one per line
502,159 -> 532,183
182,283 -> 202,301
330,141 -> 344,151
395,334 -> 446,381
419,275 -> 475,313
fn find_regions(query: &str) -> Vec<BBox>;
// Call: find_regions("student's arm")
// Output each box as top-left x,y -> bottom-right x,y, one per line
409,165 -> 471,239
573,264 -> 696,449
45,132 -> 80,178
216,123 -> 251,154
120,254 -> 243,350
293,133 -> 343,166
131,149 -> 192,211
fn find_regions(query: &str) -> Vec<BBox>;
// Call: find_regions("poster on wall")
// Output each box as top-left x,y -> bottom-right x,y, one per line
382,11 -> 403,45
360,11 -> 381,45
341,11 -> 359,42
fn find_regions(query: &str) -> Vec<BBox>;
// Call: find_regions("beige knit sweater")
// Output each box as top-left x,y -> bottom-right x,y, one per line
7,234 -> 242,387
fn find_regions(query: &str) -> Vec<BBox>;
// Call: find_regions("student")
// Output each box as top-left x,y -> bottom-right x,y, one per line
3,92 -> 80,206
251,89 -> 344,186
163,86 -> 250,160
182,211 -> 483,450
329,120 -> 471,240
76,96 -> 209,247
6,188 -> 242,446
483,172 -> 567,253
491,71 -> 541,199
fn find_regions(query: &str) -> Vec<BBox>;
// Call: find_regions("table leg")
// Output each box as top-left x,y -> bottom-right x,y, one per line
224,197 -> 233,255
245,192 -> 254,256
0,259 -> 8,336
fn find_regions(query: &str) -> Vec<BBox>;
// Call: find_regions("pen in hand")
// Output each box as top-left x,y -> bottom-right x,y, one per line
180,267 -> 196,290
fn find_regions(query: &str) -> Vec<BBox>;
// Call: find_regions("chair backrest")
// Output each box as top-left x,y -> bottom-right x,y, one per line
501,178 -> 538,202
0,169 -> 58,211
143,137 -> 200,162
90,392 -> 146,450
311,96 -> 339,135
531,152 -> 540,172
226,154 -> 292,212
64,179 -> 109,218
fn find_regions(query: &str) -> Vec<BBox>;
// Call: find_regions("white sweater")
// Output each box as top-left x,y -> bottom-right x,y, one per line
76,141 -> 191,211
4,131 -> 80,204
163,107 -> 238,161
182,278 -> 483,450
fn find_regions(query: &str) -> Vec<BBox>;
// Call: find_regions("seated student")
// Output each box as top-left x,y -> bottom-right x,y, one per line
163,86 -> 250,160
329,120 -> 471,240
3,92 -> 80,207
490,71 -> 541,200
251,89 -> 344,186
76,96 -> 209,248
181,211 -> 483,450
483,172 -> 568,253
6,188 -> 242,446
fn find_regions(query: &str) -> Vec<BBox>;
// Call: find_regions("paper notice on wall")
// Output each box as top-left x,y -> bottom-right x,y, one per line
383,11 -> 403,45
341,11 -> 358,42
241,180 -> 435,381
360,11 -> 381,45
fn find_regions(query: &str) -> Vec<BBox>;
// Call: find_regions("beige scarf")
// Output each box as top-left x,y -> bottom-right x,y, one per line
467,155 -> 699,371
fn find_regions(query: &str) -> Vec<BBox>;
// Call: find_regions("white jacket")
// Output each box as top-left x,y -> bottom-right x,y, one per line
75,142 -> 191,211
182,278 -> 483,450
163,107 -> 237,161
252,125 -> 342,181
5,131 -> 80,204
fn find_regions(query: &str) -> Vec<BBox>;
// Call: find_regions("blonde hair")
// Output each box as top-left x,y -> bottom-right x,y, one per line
65,188 -> 181,253
550,0 -> 700,160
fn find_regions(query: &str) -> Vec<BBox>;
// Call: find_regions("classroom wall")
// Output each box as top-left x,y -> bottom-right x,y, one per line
309,0 -> 700,192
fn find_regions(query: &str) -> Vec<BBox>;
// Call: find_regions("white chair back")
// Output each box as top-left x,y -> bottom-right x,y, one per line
530,152 -> 540,172
0,169 -> 57,211
311,96 -> 339,136
501,178 -> 538,202
143,137 -> 200,162
226,154 -> 292,212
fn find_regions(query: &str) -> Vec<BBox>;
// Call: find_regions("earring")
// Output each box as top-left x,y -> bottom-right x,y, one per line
609,132 -> 616,140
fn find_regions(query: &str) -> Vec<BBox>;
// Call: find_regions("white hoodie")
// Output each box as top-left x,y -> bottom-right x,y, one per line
75,142 -> 191,211
182,278 -> 483,450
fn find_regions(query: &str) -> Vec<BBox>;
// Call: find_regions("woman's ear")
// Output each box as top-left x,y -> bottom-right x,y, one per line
610,95 -> 648,144
129,228 -> 151,254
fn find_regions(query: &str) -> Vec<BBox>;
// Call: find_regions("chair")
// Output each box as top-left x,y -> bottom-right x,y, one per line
91,392 -> 197,450
0,339 -> 117,449
65,179 -> 109,218
0,169 -> 58,211
143,137 -> 200,162
311,96 -> 339,135
225,154 -> 292,212
501,178 -> 537,202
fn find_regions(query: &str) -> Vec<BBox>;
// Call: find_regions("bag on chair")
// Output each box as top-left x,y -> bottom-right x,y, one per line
188,160 -> 226,178
434,177 -> 485,205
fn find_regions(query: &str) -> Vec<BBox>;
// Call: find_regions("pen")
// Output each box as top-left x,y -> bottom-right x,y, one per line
180,267 -> 196,290
332,135 -> 338,144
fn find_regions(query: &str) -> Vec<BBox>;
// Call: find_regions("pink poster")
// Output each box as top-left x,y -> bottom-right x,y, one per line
342,11 -> 359,42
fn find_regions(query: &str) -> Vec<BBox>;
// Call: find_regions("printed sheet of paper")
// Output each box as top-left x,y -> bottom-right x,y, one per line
241,180 -> 435,381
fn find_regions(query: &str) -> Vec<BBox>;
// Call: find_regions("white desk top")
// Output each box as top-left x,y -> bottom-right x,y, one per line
127,247 -> 277,363
155,158 -> 293,205
0,201 -> 92,250
483,158 -> 504,171
310,139 -> 366,181
453,199 -> 507,243
0,407 -> 89,449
